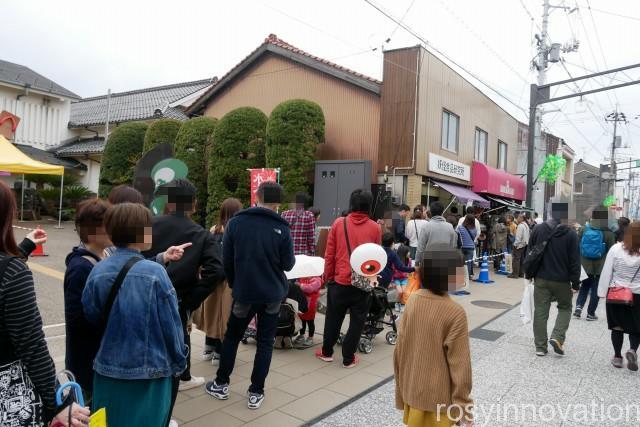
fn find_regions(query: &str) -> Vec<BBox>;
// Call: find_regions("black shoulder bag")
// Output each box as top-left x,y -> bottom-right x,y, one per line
523,224 -> 558,280
101,257 -> 143,329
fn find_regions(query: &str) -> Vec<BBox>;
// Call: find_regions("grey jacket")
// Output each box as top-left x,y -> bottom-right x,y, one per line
415,216 -> 458,264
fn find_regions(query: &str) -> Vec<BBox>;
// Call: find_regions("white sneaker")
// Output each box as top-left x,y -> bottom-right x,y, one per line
179,376 -> 205,391
168,420 -> 179,427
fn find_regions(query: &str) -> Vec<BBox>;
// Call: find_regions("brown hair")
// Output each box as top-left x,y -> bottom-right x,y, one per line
0,181 -> 19,255
75,198 -> 111,243
108,185 -> 143,205
419,245 -> 464,295
623,221 -> 640,256
463,214 -> 476,228
214,198 -> 243,234
105,202 -> 151,247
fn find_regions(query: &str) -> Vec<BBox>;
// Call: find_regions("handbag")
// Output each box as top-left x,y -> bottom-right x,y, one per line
0,255 -> 44,426
606,264 -> 640,306
342,218 -> 373,292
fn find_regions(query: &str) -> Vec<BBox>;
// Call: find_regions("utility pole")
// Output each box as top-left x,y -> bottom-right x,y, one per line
605,110 -> 626,201
104,89 -> 112,142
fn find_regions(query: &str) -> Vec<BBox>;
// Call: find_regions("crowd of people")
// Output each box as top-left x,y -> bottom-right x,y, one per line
2,175 -> 640,427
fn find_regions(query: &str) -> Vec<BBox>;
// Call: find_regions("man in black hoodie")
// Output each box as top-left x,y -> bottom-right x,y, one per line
530,202 -> 581,357
143,179 -> 224,424
206,182 -> 295,410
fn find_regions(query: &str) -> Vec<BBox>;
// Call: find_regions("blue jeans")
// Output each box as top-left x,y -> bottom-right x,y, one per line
215,301 -> 280,394
462,248 -> 475,277
576,274 -> 600,316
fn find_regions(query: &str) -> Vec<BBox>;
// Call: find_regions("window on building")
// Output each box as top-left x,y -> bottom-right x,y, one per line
474,128 -> 488,163
441,110 -> 459,153
498,141 -> 507,170
574,182 -> 583,194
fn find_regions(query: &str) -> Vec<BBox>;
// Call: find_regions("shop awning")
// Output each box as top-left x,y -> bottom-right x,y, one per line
434,180 -> 490,208
471,161 -> 526,201
487,196 -> 534,212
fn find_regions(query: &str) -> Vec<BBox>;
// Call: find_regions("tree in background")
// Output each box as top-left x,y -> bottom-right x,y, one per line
266,99 -> 324,203
174,116 -> 218,226
207,107 -> 267,225
143,118 -> 182,153
98,122 -> 148,197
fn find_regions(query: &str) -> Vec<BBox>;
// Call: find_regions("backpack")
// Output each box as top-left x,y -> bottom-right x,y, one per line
580,224 -> 606,259
276,301 -> 296,337
523,223 -> 557,279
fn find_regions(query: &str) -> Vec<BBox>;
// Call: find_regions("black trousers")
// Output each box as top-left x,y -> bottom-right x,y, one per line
166,307 -> 191,426
322,283 -> 371,365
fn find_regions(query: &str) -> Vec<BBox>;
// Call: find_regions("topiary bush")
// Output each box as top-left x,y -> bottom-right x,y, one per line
98,122 -> 147,197
266,99 -> 324,204
207,107 -> 267,225
143,118 -> 182,153
174,117 -> 218,226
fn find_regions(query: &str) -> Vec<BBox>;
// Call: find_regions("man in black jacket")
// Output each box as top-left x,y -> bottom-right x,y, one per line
206,182 -> 295,410
530,202 -> 581,357
143,179 -> 224,419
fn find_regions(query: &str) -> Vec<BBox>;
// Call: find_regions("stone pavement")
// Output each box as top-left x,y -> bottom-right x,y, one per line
314,293 -> 640,427
20,220 -> 529,426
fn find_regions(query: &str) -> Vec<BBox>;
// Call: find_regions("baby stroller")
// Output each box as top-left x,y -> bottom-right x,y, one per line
337,287 -> 398,354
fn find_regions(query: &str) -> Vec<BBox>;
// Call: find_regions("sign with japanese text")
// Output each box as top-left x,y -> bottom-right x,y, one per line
250,168 -> 278,206
428,153 -> 470,181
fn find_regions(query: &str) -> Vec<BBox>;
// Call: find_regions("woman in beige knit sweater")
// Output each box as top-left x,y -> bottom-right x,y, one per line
394,246 -> 473,427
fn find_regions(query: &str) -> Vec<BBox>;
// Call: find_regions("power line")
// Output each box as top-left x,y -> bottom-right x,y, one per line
362,0 -> 530,117
388,0 -> 416,41
589,6 -> 640,22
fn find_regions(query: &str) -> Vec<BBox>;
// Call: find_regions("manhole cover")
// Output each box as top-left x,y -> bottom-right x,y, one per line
469,328 -> 505,342
470,300 -> 513,309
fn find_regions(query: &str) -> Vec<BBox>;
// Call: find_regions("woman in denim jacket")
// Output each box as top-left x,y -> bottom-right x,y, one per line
83,203 -> 187,426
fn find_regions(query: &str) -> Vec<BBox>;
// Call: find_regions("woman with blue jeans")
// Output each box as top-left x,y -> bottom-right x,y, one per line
82,203 -> 187,426
457,214 -> 478,278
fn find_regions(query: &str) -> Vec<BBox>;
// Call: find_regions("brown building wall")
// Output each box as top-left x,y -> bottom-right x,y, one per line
202,54 -> 380,178
378,48 -> 418,173
414,47 -> 519,184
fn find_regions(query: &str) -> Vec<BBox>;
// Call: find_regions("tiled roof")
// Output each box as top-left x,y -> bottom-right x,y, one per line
69,79 -> 214,128
186,34 -> 381,114
0,59 -> 80,99
54,137 -> 105,156
15,143 -> 86,170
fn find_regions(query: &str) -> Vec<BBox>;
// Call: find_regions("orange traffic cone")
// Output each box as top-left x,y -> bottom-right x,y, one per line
31,243 -> 48,257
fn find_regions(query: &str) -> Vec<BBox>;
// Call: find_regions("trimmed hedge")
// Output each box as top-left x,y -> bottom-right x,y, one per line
207,107 -> 267,225
174,117 -> 218,226
266,99 -> 324,203
143,118 -> 182,153
98,122 -> 148,197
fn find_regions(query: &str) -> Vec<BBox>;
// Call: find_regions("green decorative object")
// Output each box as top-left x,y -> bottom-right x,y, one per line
151,158 -> 188,187
536,154 -> 567,184
603,195 -> 616,207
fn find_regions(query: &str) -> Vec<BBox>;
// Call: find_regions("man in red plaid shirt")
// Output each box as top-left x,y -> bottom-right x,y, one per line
281,194 -> 316,256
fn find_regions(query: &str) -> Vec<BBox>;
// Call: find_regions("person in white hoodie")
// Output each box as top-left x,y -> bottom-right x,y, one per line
598,221 -> 640,372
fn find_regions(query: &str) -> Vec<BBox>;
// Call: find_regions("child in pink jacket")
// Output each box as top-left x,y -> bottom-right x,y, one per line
294,276 -> 322,348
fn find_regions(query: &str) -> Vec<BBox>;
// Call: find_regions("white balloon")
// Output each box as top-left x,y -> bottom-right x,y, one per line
350,243 -> 387,277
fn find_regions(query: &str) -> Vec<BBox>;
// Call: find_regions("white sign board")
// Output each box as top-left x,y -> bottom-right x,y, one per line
428,153 -> 470,181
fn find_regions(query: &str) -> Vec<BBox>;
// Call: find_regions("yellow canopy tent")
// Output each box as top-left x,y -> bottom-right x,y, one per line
0,135 -> 66,227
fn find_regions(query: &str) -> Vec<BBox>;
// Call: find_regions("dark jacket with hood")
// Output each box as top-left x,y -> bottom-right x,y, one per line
64,246 -> 103,394
223,207 -> 296,304
528,219 -> 581,285
143,212 -> 225,311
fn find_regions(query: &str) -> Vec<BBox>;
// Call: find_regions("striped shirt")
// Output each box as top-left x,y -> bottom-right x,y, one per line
0,254 -> 57,420
598,242 -> 640,297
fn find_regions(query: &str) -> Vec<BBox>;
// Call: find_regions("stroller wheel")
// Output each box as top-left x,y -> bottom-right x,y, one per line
359,339 -> 373,354
385,331 -> 398,345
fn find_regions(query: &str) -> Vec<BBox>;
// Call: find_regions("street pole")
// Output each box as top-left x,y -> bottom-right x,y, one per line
610,111 -> 617,196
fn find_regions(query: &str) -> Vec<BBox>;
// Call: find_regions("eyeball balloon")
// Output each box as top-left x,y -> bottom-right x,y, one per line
350,243 -> 387,278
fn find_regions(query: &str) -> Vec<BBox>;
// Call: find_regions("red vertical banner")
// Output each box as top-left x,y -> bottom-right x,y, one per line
250,168 -> 278,206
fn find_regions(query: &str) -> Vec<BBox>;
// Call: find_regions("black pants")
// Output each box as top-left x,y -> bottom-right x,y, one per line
300,319 -> 315,337
322,283 -> 371,365
167,307 -> 191,426
216,301 -> 280,394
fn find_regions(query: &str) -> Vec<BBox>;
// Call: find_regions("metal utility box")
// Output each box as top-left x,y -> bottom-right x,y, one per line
313,160 -> 372,226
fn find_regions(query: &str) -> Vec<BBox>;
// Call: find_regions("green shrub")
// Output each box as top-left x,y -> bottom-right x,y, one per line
25,171 -> 81,189
266,99 -> 324,204
38,188 -> 61,202
143,118 -> 182,153
99,122 -> 148,197
174,117 -> 218,226
207,107 -> 267,225
63,185 -> 93,205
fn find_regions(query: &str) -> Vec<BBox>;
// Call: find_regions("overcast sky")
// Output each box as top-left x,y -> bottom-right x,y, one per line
3,0 -> 639,167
